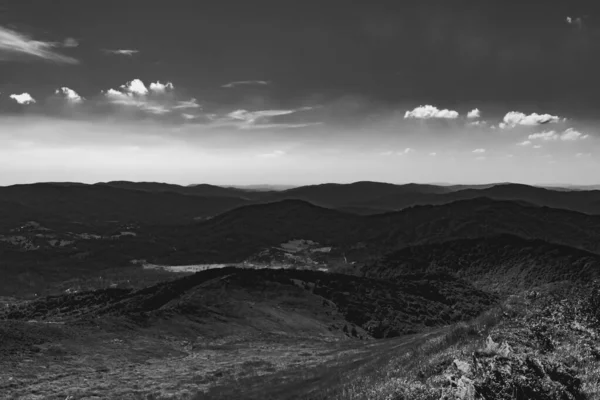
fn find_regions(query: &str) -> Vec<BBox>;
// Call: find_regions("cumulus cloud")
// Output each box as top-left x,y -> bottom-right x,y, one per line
499,111 -> 563,129
149,81 -> 174,93
472,148 -> 486,153
102,79 -> 200,116
55,87 -> 83,103
0,25 -> 78,64
560,128 -> 588,141
222,80 -> 270,88
467,108 -> 480,119
102,49 -> 139,56
10,93 -> 36,104
517,140 -> 532,146
121,79 -> 149,96
404,105 -> 459,119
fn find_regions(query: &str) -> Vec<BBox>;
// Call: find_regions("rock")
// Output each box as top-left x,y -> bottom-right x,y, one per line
484,335 -> 499,353
498,342 -> 512,357
441,375 -> 476,400
453,359 -> 472,375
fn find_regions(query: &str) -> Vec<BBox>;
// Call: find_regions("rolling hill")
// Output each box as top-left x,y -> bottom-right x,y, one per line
150,197 -> 600,265
0,183 -> 251,227
363,234 -> 600,292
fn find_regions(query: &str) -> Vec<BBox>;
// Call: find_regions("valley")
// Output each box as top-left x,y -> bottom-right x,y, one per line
2,181 -> 600,399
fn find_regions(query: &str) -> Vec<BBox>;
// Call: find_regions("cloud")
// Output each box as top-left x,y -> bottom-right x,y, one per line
121,79 -> 149,96
472,148 -> 486,153
149,81 -> 174,93
0,25 -> 78,64
467,108 -> 480,119
533,145 -> 542,149
62,38 -> 79,48
499,112 -> 563,129
215,107 -> 315,129
222,80 -> 270,88
517,140 -> 532,146
429,152 -> 437,156
528,131 -> 558,141
10,93 -> 36,104
102,49 -> 139,56
576,152 -> 591,158
258,150 -> 286,158
55,87 -> 83,103
560,128 -> 588,141
566,16 -> 583,30
103,79 -> 199,116
399,148 -> 415,155
467,120 -> 487,127
172,99 -> 201,109
404,105 -> 459,119
527,128 -> 588,142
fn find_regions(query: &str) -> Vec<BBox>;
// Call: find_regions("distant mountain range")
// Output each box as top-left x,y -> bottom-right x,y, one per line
3,180 -> 600,298
2,181 -> 600,228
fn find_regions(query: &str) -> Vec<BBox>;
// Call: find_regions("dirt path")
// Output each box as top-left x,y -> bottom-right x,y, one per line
0,328 -> 446,400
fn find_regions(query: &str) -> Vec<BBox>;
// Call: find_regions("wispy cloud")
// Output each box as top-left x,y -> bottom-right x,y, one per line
62,38 -> 79,48
576,152 -> 591,158
222,80 -> 270,88
214,107 -> 315,129
429,152 -> 437,156
528,128 -> 588,142
467,120 -> 487,127
0,25 -> 78,64
528,131 -> 558,141
10,93 -> 36,104
566,16 -> 584,30
499,111 -> 563,129
102,49 -> 139,56
399,147 -> 415,155
472,148 -> 486,153
404,105 -> 459,119
516,140 -> 532,146
258,150 -> 286,158
172,99 -> 201,109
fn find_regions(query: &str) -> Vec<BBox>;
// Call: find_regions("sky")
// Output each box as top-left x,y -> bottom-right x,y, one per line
1,0 -> 600,186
